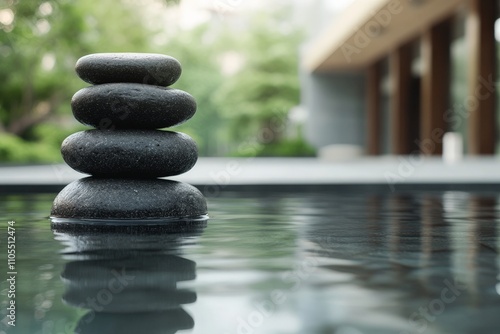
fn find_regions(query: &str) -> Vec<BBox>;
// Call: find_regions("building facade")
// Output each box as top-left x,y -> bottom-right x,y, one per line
301,0 -> 498,156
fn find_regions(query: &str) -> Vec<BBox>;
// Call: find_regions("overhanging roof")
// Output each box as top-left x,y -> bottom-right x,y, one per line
303,0 -> 466,72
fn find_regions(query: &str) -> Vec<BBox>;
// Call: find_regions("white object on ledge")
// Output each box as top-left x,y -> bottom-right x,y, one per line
442,132 -> 463,164
318,144 -> 363,161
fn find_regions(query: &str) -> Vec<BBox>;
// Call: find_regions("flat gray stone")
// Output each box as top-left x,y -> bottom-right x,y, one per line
71,83 -> 196,129
61,130 -> 198,177
75,53 -> 182,86
51,178 -> 207,219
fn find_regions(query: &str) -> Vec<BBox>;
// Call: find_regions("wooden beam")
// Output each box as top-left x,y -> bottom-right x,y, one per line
467,0 -> 496,155
303,0 -> 464,72
420,19 -> 451,155
366,61 -> 381,155
390,42 -> 413,154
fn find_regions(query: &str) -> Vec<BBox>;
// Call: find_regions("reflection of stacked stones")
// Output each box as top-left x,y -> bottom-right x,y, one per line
53,226 -> 204,333
51,53 -> 207,222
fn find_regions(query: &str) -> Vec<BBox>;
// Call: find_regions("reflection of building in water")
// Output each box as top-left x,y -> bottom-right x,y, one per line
419,194 -> 450,292
298,191 -> 500,333
52,226 -> 205,334
464,195 -> 497,305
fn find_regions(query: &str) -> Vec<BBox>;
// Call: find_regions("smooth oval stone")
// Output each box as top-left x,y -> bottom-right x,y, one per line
71,83 -> 196,129
51,178 -> 208,219
75,53 -> 182,86
61,130 -> 198,177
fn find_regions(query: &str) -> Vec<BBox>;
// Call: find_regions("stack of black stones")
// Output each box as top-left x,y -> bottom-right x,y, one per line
51,53 -> 207,225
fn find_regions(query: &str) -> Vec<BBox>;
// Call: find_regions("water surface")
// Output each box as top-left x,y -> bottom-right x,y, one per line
1,190 -> 500,333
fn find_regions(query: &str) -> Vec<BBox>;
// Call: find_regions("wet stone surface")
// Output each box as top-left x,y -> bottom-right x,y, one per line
71,83 -> 196,129
51,177 -> 208,219
61,129 -> 198,178
75,53 -> 182,86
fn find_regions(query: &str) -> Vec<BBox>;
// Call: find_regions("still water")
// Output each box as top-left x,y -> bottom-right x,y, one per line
1,189 -> 500,334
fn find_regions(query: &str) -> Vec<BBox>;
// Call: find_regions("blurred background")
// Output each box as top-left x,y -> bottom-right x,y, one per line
0,0 -> 325,163
2,0 -> 500,165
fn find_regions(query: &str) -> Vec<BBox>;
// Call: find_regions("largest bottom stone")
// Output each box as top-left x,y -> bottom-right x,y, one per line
51,178 -> 207,219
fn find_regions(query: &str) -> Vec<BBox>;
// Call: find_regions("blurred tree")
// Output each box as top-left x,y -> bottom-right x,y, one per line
165,23 -> 227,156
0,0 -> 155,162
0,0 -> 83,136
0,0 -> 310,162
214,8 -> 305,152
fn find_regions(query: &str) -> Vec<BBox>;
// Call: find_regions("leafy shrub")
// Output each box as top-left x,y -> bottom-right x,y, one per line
0,133 -> 61,163
231,137 -> 316,158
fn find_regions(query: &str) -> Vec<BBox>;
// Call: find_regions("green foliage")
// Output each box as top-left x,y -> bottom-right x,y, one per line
0,133 -> 60,163
258,137 -> 316,157
31,122 -> 86,147
0,1 -> 308,162
0,0 -> 157,162
165,24 -> 226,156
214,11 -> 304,146
1,0 -> 89,125
231,137 -> 316,158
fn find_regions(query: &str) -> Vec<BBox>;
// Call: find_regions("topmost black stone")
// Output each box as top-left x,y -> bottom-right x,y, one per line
75,53 -> 182,86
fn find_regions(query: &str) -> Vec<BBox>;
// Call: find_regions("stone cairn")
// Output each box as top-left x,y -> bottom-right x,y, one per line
51,53 -> 207,224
